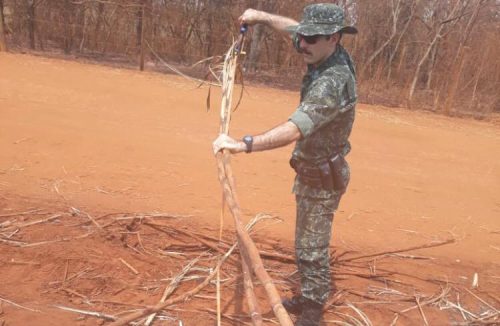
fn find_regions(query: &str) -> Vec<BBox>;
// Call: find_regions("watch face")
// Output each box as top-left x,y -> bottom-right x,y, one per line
242,135 -> 253,153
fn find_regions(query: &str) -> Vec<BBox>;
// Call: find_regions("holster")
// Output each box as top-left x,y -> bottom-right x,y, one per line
318,161 -> 334,190
329,154 -> 347,193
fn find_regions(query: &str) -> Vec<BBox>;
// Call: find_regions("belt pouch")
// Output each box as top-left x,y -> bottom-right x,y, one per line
318,161 -> 334,190
329,154 -> 346,192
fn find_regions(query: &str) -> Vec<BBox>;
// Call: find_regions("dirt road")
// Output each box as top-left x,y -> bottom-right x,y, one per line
1,53 -> 499,325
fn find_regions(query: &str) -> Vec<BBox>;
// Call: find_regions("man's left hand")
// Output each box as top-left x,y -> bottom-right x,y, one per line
212,134 -> 244,155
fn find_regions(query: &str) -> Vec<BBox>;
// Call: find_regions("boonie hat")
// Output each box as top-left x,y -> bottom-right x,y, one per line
286,3 -> 358,36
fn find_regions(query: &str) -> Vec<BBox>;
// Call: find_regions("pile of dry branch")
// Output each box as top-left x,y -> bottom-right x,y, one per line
0,204 -> 499,325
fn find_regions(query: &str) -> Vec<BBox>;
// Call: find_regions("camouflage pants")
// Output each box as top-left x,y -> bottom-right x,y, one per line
295,194 -> 341,305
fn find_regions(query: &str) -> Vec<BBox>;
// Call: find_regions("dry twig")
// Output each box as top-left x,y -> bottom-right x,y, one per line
118,258 -> 139,275
340,238 -> 455,262
144,257 -> 200,326
2,214 -> 64,232
0,296 -> 40,312
54,305 -> 116,321
109,214 -> 269,326
0,209 -> 43,218
415,296 -> 429,326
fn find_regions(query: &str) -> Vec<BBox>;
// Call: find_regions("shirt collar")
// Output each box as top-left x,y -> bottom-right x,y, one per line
306,45 -> 351,76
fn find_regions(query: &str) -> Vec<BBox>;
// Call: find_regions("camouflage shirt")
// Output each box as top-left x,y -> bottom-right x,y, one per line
289,44 -> 357,199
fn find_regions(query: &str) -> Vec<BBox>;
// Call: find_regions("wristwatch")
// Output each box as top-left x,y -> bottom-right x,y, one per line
242,135 -> 253,153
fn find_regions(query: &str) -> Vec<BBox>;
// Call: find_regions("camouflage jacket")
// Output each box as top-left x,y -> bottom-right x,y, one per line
289,44 -> 357,199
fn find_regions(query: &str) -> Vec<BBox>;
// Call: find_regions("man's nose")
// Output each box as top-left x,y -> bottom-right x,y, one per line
299,38 -> 308,48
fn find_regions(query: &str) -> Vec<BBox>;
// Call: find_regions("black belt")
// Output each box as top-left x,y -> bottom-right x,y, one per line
290,158 -> 324,188
297,174 -> 323,188
290,155 -> 347,192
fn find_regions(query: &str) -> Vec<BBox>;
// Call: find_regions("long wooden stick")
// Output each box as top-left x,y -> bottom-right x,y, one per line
216,154 -> 290,324
223,154 -> 263,326
217,195 -> 225,326
216,41 -> 267,326
241,249 -> 264,326
215,40 -> 291,326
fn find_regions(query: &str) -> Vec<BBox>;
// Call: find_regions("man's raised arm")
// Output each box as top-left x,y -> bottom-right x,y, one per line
239,9 -> 298,34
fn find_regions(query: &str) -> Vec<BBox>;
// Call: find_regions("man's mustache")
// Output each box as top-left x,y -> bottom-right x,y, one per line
298,47 -> 312,55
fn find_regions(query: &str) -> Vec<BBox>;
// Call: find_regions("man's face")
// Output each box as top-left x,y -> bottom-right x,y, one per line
297,33 -> 338,66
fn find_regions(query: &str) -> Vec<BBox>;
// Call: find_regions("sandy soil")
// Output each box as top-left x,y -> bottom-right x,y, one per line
0,52 -> 499,325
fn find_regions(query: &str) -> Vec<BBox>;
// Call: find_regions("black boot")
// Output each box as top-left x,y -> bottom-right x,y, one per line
295,298 -> 323,326
282,294 -> 306,315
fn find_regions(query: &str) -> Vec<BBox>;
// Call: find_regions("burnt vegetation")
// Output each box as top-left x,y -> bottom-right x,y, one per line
1,0 -> 499,116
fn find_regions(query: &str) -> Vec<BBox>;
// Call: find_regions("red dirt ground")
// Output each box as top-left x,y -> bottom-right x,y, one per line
1,52 -> 499,325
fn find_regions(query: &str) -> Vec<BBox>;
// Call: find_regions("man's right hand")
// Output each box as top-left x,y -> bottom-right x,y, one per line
238,9 -> 266,26
212,134 -> 245,155
238,9 -> 298,34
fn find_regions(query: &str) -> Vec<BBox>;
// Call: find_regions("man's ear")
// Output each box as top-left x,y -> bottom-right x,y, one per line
331,32 -> 341,45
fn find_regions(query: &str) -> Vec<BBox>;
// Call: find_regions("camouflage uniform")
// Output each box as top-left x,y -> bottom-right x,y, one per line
287,7 -> 357,304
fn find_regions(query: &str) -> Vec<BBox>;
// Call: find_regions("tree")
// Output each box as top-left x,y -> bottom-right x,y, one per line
2,0 -> 498,115
138,0 -> 145,70
62,0 -> 75,54
407,0 -> 462,108
361,0 -> 403,77
386,0 -> 418,80
26,0 -> 35,49
442,0 -> 485,114
0,0 -> 6,51
244,0 -> 267,72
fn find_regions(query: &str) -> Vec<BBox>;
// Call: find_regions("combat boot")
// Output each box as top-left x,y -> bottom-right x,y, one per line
295,298 -> 323,326
282,294 -> 305,315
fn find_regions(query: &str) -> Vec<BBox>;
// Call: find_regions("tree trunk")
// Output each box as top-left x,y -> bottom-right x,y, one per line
93,2 -> 104,51
27,0 -> 35,50
79,4 -> 87,53
441,45 -> 468,114
387,0 -> 417,80
362,0 -> 402,77
100,5 -> 118,54
205,15 -> 213,57
407,0 -> 461,108
425,39 -> 439,90
244,0 -> 265,73
396,45 -> 406,80
245,25 -> 264,72
0,0 -> 6,51
63,0 -> 73,54
139,1 -> 145,71
407,29 -> 442,108
135,2 -> 143,48
442,0 -> 483,115
469,45 -> 488,110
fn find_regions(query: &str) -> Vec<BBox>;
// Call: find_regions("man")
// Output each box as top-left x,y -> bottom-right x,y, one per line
213,4 -> 357,325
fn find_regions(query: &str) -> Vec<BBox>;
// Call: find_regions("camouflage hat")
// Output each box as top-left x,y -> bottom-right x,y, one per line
286,3 -> 358,36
